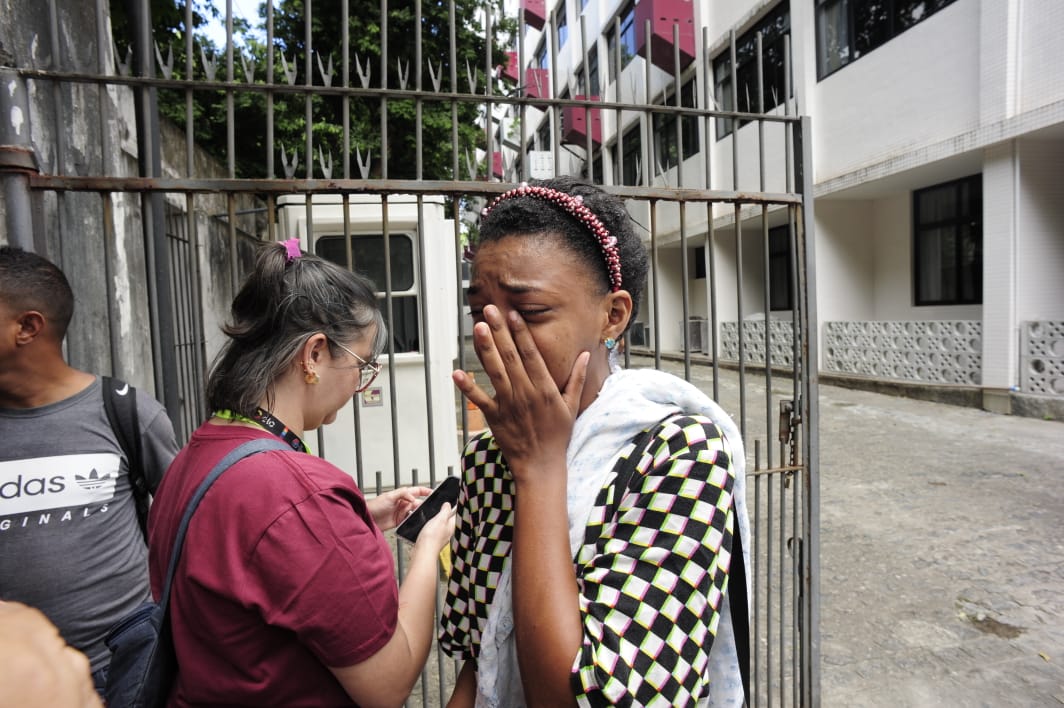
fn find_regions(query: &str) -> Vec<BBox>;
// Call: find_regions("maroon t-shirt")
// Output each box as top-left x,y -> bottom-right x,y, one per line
148,423 -> 398,707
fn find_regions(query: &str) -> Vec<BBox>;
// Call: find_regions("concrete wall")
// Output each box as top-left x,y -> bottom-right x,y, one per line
814,199 -> 875,324
0,0 -> 156,391
810,1 -> 981,183
1015,138 -> 1064,323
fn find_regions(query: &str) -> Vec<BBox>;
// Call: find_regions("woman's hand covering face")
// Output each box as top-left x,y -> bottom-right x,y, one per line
453,304 -> 589,482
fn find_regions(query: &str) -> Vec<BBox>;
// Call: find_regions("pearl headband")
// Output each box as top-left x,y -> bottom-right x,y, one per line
480,182 -> 622,292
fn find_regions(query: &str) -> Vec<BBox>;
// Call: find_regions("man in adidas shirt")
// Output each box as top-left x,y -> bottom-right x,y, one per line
0,246 -> 178,694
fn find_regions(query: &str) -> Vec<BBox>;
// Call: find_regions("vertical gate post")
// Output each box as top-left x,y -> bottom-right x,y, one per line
0,67 -> 39,251
125,0 -> 179,413
795,115 -> 821,707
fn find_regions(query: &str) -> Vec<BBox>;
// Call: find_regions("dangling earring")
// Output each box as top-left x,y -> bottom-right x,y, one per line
603,337 -> 617,351
302,362 -> 320,385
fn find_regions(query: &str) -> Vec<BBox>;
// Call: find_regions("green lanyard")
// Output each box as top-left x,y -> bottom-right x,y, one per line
214,408 -> 308,453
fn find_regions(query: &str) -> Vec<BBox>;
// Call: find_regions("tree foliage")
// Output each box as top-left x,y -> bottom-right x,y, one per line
112,0 -> 515,180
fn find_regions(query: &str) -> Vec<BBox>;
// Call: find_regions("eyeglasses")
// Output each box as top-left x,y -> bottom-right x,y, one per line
329,339 -> 382,392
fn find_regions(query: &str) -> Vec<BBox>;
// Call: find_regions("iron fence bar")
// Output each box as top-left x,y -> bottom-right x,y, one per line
226,0 -> 235,177
729,29 -> 738,191
100,193 -> 123,372
643,20 -> 654,194
797,115 -> 822,708
613,16 -> 624,188
707,207 -> 719,401
415,196 -> 439,485
454,197 -> 469,442
343,0 -> 351,179
94,0 -> 112,181
304,0 -> 314,180
751,440 -> 759,708
186,192 -> 207,442
127,0 -> 178,413
680,203 -> 691,381
770,430 -> 778,706
580,16 -> 594,180
735,203 -> 747,442
339,193 -> 368,491
762,206 -> 773,472
650,201 -> 661,369
449,0 -> 459,180
778,436 -> 787,706
484,1 -> 495,182
10,67 -> 804,130
47,0 -> 67,175
183,0 -> 194,177
27,174 -> 802,205
266,0 -> 275,178
517,2 -> 528,182
673,25 -> 684,189
416,0 -> 424,181
379,0 -> 388,180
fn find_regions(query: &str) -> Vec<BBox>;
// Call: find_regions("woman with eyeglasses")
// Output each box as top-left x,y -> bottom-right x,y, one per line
147,239 -> 455,706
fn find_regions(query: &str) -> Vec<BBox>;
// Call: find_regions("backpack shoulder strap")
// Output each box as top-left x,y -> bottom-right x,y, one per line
101,376 -> 149,537
609,414 -> 751,705
158,439 -> 290,612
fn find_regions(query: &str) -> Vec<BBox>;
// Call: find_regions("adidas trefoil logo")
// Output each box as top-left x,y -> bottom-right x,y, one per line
75,468 -> 113,490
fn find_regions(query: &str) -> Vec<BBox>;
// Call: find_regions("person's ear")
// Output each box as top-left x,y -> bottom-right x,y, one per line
301,333 -> 328,365
14,311 -> 47,346
602,290 -> 633,342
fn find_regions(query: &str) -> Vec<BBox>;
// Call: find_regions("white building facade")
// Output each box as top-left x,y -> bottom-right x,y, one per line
496,0 -> 1064,414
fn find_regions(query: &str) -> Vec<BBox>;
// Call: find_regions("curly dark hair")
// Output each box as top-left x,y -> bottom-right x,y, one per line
476,177 -> 648,331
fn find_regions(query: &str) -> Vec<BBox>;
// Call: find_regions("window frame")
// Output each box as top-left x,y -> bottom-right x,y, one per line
815,0 -> 959,80
612,124 -> 642,186
768,224 -> 794,311
912,174 -> 983,307
713,2 -> 791,141
314,232 -> 422,353
606,2 -> 637,84
652,78 -> 700,171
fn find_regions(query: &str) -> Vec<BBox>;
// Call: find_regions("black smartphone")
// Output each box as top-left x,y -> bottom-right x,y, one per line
395,476 -> 460,543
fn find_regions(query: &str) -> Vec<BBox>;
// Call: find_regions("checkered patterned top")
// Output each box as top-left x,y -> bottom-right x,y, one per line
439,414 -> 736,706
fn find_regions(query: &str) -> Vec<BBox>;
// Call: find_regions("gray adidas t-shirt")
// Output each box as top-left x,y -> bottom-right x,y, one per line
0,377 -> 178,672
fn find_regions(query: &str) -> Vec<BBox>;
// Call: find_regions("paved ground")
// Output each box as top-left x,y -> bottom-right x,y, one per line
641,355 -> 1064,707
813,380 -> 1064,707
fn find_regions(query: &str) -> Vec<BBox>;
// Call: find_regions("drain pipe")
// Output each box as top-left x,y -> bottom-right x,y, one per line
0,63 -> 39,251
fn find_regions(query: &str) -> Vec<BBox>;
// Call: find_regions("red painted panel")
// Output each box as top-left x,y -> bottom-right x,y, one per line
634,0 -> 696,75
562,96 -> 602,147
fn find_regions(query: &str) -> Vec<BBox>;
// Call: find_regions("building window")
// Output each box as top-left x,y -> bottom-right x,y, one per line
713,2 -> 791,140
606,2 -> 637,83
652,79 -> 700,171
816,0 -> 959,79
535,41 -> 548,70
578,49 -> 600,97
692,245 -> 707,279
536,119 -> 551,151
768,225 -> 794,311
316,233 -> 421,353
913,174 -> 982,306
612,125 -> 642,186
556,7 -> 568,48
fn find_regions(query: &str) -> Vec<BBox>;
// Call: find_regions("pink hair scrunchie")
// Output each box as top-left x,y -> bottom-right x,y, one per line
280,238 -> 302,263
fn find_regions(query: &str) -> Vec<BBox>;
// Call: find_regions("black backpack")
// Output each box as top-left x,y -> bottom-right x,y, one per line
101,376 -> 151,539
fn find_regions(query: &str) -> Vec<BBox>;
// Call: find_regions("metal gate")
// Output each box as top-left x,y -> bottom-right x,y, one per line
0,0 -> 819,704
